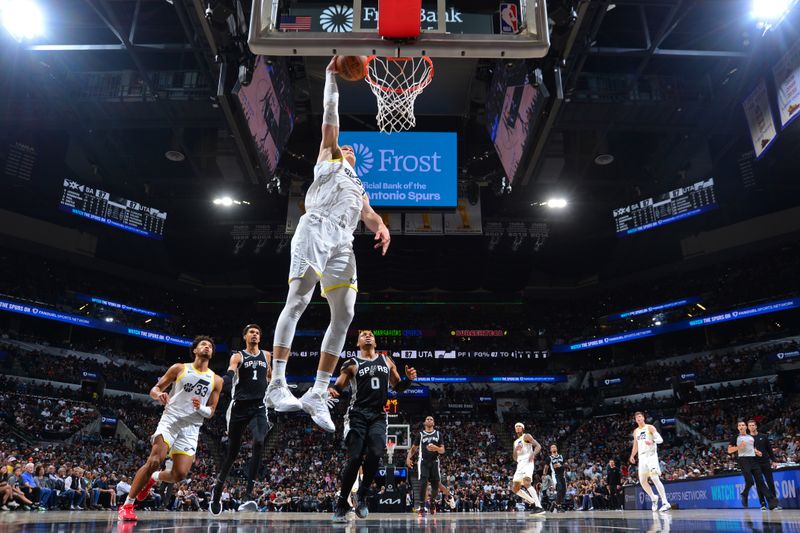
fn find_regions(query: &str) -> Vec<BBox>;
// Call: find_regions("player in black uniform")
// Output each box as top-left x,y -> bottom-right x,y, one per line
407,416 -> 445,515
327,330 -> 417,522
748,419 -> 782,510
543,444 -> 566,512
209,324 -> 272,515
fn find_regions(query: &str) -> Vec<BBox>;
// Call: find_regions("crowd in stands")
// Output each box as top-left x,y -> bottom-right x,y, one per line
2,241 -> 799,359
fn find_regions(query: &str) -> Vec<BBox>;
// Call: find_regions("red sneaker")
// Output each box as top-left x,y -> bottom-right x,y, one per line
136,477 -> 157,501
118,503 -> 137,521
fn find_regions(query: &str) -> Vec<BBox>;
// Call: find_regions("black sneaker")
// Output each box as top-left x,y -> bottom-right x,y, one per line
209,486 -> 222,516
531,506 -> 547,516
740,492 -> 748,508
353,493 -> 369,519
768,498 -> 779,511
333,505 -> 349,523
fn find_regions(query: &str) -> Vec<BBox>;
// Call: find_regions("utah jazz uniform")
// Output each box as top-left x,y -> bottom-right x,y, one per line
634,426 -> 662,476
513,435 -> 535,482
289,158 -> 366,297
153,363 -> 216,456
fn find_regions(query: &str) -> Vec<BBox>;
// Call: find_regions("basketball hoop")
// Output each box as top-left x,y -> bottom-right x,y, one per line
386,440 -> 397,463
365,56 -> 434,133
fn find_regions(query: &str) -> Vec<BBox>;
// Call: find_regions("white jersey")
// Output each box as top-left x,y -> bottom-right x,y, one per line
305,158 -> 365,236
634,426 -> 659,458
162,363 -> 217,427
514,435 -> 533,463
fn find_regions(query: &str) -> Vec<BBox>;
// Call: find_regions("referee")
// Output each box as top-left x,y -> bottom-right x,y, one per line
727,420 -> 777,510
209,324 -> 272,515
748,419 -> 781,510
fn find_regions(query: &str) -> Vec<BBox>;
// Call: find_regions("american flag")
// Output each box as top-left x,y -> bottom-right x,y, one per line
280,15 -> 311,31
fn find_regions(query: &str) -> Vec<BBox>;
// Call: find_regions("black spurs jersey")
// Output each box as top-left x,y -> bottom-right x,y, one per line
415,429 -> 444,464
232,350 -> 270,402
345,354 -> 390,413
547,453 -> 566,482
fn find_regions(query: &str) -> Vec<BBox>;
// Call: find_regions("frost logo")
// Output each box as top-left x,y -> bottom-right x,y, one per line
320,5 -> 353,32
352,143 -> 374,176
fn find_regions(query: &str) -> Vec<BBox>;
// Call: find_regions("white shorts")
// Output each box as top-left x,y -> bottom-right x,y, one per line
513,460 -> 534,483
152,416 -> 200,457
638,454 -> 661,477
289,213 -> 358,297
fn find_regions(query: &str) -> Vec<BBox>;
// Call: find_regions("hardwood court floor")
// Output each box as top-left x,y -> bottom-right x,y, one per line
0,508 -> 796,532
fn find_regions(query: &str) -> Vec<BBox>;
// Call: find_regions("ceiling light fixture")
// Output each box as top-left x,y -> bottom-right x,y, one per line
751,0 -> 795,21
1,0 -> 44,42
213,196 -> 250,207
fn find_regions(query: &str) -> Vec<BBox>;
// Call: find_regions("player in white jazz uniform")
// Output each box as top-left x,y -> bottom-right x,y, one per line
629,411 -> 671,512
265,56 -> 391,433
118,336 -> 223,522
511,422 -> 546,516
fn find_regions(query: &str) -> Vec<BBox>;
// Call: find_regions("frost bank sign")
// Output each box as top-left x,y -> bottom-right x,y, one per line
339,131 -> 457,208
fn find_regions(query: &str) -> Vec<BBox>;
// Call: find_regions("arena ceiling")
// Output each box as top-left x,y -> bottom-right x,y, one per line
1,0 -> 799,294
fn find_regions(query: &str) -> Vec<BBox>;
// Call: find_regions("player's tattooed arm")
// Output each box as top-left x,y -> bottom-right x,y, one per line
150,363 -> 183,405
328,358 -> 356,398
527,435 -> 542,460
361,194 -> 390,256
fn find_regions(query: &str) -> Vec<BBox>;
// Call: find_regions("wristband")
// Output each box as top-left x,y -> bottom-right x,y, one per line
395,379 -> 413,393
198,406 -> 212,418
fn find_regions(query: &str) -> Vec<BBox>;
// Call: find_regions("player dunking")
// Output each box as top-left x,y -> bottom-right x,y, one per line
511,422 -> 546,515
327,330 -> 417,522
209,324 -> 272,515
406,416 -> 446,515
629,411 -> 671,512
118,336 -> 222,522
265,57 -> 391,432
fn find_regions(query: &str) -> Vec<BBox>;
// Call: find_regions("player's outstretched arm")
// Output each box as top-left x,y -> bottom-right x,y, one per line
150,363 -> 183,405
328,358 -> 356,399
222,352 -> 242,393
361,194 -> 390,256
387,356 -> 416,390
318,57 -> 341,163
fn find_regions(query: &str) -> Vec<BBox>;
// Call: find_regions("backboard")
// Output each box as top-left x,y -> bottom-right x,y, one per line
249,0 -> 549,58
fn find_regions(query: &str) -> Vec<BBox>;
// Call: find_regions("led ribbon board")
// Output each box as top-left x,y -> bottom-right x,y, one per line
553,298 -> 800,352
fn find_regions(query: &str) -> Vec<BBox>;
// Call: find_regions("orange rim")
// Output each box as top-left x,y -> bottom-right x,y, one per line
365,55 -> 435,95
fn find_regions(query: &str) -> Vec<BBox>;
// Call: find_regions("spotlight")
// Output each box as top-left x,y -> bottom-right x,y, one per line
545,198 -> 567,209
1,0 -> 43,42
213,196 -> 249,207
654,320 -> 662,326
751,0 -> 796,21
104,317 -> 114,323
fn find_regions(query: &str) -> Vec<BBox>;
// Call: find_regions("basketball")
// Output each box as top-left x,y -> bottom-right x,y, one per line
336,55 -> 366,82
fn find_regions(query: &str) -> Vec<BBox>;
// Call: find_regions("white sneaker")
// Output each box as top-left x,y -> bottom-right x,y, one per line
659,502 -> 671,512
651,500 -> 658,512
265,381 -> 302,412
300,389 -> 335,432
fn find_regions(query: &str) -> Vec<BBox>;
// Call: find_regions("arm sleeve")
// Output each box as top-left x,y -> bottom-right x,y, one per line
323,70 -> 339,127
652,430 -> 663,444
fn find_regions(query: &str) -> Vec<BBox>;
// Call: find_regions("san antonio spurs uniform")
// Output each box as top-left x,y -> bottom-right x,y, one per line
289,158 -> 366,297
634,426 -> 661,476
513,435 -> 535,482
153,363 -> 217,456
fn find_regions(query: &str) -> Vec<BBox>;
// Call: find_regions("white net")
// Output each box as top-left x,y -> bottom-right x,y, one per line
365,56 -> 434,133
